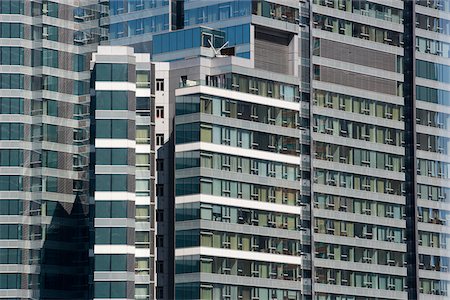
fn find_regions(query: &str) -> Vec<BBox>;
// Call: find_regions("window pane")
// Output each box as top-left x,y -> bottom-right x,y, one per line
111,228 -> 127,244
111,201 -> 127,218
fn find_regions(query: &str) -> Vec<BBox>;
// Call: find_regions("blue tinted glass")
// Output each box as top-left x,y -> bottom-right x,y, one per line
192,28 -> 201,47
177,30 -> 185,51
153,35 -> 162,54
161,34 -> 169,53
185,29 -> 193,49
169,32 -> 177,52
227,27 -> 236,45
243,24 -> 250,43
235,25 -> 243,44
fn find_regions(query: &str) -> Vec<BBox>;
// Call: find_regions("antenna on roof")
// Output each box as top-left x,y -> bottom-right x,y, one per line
208,39 -> 229,57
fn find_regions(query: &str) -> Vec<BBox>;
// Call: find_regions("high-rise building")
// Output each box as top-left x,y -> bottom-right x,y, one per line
309,0 -> 450,299
0,0 -> 104,298
1,1 -> 450,300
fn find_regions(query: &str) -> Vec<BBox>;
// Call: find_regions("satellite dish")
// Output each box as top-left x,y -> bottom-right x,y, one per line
208,39 -> 229,57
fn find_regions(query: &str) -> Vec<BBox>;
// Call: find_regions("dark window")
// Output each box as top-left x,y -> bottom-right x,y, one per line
43,124 -> 57,142
0,98 -> 23,114
156,261 -> 164,273
0,224 -> 21,239
156,134 -> 164,146
96,174 -> 128,191
0,248 -> 21,263
95,254 -> 127,271
156,287 -> 163,299
42,48 -> 58,68
44,99 -> 57,116
42,150 -> 57,168
156,235 -> 164,247
95,201 -> 128,218
96,120 -> 128,139
0,47 -> 24,65
95,227 -> 127,244
0,200 -> 22,215
96,64 -> 128,81
0,74 -> 24,89
0,176 -> 22,191
0,274 -> 21,289
156,79 -> 164,91
136,97 -> 150,111
156,159 -> 164,171
156,184 -> 164,196
43,1 -> 58,18
96,91 -> 128,110
156,106 -> 164,118
96,148 -> 128,165
0,23 -> 24,38
94,281 -> 127,298
43,75 -> 58,91
0,0 -> 24,14
156,209 -> 164,222
0,150 -> 23,166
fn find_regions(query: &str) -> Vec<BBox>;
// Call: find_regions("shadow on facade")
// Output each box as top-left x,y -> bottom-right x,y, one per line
39,194 -> 90,299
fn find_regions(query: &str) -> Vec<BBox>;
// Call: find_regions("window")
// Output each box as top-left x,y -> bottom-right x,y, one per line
95,201 -> 128,218
43,124 -> 57,142
0,23 -> 23,38
156,184 -> 164,196
95,254 -> 127,271
42,48 -> 58,68
0,47 -> 23,65
0,274 -> 21,289
0,248 -> 21,264
135,258 -> 150,275
156,106 -> 164,118
73,54 -> 85,72
156,261 -> 164,273
94,282 -> 127,299
0,0 -> 24,14
0,200 -> 21,215
0,149 -> 22,167
156,159 -> 164,171
96,148 -> 128,165
43,99 -> 57,116
95,174 -> 128,191
0,123 -> 23,140
42,1 -> 58,17
96,91 -> 128,110
135,285 -> 149,300
156,209 -> 164,222
96,64 -> 128,81
96,120 -> 128,139
156,235 -> 164,247
156,287 -> 164,299
0,98 -> 23,114
43,75 -> 58,91
136,154 -> 150,170
136,205 -> 150,222
45,176 -> 57,192
136,179 -> 150,196
95,227 -> 127,244
0,176 -> 22,191
156,134 -> 164,146
0,224 -> 21,239
0,74 -> 24,89
43,25 -> 58,41
136,126 -> 150,144
136,231 -> 150,248
42,150 -> 57,168
136,97 -> 150,111
137,71 -> 150,88
156,79 -> 164,91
